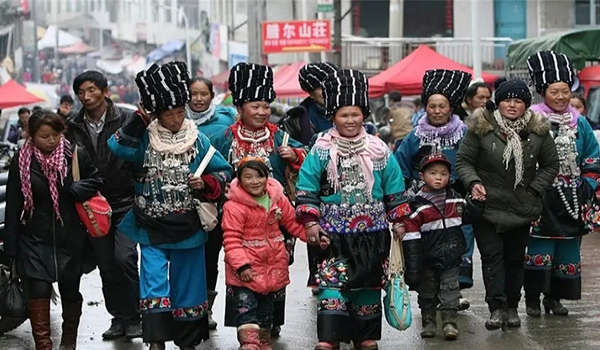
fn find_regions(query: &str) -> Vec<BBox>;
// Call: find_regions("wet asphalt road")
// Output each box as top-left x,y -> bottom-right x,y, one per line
3,234 -> 600,350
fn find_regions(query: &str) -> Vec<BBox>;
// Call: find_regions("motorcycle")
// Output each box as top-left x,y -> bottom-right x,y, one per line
0,142 -> 27,335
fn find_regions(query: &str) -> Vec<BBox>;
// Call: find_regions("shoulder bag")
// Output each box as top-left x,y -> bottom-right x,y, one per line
72,146 -> 112,238
383,238 -> 412,331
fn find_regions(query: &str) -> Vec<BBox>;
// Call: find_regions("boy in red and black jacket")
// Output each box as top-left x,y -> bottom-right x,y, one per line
401,153 -> 467,341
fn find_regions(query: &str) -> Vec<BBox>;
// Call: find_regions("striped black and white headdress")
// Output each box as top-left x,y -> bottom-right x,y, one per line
135,61 -> 191,113
299,62 -> 339,93
526,51 -> 575,94
228,63 -> 276,107
421,69 -> 472,109
323,69 -> 370,118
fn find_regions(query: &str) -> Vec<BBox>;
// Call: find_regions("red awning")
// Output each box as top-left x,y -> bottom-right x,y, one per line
273,61 -> 307,98
58,41 -> 95,54
210,70 -> 230,91
0,80 -> 45,109
369,45 -> 498,98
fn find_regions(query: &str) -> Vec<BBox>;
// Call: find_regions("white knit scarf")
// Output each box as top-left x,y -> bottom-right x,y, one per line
148,118 -> 198,155
493,109 -> 532,189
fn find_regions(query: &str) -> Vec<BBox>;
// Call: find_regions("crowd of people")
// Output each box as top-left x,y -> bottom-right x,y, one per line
2,48 -> 600,350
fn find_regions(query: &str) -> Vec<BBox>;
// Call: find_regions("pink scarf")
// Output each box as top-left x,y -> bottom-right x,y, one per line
314,127 -> 388,197
19,137 -> 71,223
530,102 -> 579,127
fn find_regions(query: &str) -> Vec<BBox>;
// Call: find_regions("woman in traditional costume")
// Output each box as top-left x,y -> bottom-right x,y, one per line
186,76 -> 236,329
108,61 -> 232,350
212,62 -> 306,337
395,69 -> 475,310
524,51 -> 600,317
296,69 -> 408,350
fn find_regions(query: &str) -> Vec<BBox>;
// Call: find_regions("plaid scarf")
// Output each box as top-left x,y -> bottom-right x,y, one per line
19,137 -> 71,224
493,109 -> 532,189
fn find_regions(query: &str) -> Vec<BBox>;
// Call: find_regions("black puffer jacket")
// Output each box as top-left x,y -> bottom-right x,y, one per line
401,188 -> 467,289
278,97 -> 318,146
66,98 -> 135,215
4,144 -> 104,282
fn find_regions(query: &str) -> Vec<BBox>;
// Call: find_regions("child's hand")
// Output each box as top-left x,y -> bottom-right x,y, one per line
393,223 -> 406,241
319,235 -> 331,250
239,269 -> 254,282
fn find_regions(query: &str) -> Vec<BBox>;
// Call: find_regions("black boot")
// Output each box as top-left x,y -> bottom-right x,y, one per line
506,308 -> 521,327
525,295 -> 541,317
441,310 -> 458,340
543,296 -> 568,316
420,309 -> 437,338
207,290 -> 218,330
485,309 -> 507,331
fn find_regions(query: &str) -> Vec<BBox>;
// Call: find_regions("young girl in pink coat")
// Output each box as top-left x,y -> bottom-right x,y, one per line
222,157 -> 324,350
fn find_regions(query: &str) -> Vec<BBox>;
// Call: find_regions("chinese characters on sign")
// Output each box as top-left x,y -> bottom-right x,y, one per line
261,20 -> 332,54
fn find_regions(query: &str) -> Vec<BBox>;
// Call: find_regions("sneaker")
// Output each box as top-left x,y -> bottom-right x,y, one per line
102,324 -> 126,340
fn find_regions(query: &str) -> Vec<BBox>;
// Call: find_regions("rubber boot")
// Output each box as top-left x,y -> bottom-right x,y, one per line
506,308 -> 521,327
259,328 -> 272,350
485,308 -> 507,331
441,309 -> 458,340
28,299 -> 53,350
59,300 -> 83,350
237,324 -> 261,350
420,309 -> 437,338
207,290 -> 218,330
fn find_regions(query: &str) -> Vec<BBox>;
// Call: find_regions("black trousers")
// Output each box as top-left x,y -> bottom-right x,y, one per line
417,266 -> 460,311
473,219 -> 529,311
26,278 -> 82,303
204,223 -> 224,291
89,211 -> 141,326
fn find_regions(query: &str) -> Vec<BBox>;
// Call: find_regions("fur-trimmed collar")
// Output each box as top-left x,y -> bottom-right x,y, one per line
465,108 -> 550,137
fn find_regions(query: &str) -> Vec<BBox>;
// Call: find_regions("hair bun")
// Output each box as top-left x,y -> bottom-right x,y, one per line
485,100 -> 497,111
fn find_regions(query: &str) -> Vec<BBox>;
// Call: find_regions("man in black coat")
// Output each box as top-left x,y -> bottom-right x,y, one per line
66,71 -> 142,340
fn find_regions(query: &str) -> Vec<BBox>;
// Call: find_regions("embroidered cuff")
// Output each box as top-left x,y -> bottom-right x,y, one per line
201,174 -> 222,200
288,148 -> 306,170
296,204 -> 320,223
387,202 -> 411,222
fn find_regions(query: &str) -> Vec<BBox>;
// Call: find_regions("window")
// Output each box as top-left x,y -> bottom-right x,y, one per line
90,0 -> 95,11
66,0 -> 72,12
575,0 -> 600,25
164,0 -> 172,23
75,0 -> 83,12
236,0 -> 246,15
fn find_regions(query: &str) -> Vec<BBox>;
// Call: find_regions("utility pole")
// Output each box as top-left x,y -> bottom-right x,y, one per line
247,0 -> 265,64
332,0 -> 342,67
470,0 -> 482,79
31,0 -> 39,82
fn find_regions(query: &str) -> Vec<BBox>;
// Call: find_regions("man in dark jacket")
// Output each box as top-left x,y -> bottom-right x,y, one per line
8,107 -> 31,144
57,94 -> 74,120
66,71 -> 141,340
278,62 -> 339,147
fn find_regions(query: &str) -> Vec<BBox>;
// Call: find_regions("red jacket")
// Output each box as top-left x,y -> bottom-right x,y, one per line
222,178 -> 307,294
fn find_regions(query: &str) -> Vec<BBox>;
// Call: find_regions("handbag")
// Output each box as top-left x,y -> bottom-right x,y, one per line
0,260 -> 27,319
383,238 -> 412,331
193,145 -> 219,232
72,146 -> 112,238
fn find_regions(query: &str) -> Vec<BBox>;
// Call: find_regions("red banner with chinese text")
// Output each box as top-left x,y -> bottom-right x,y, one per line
261,20 -> 332,54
